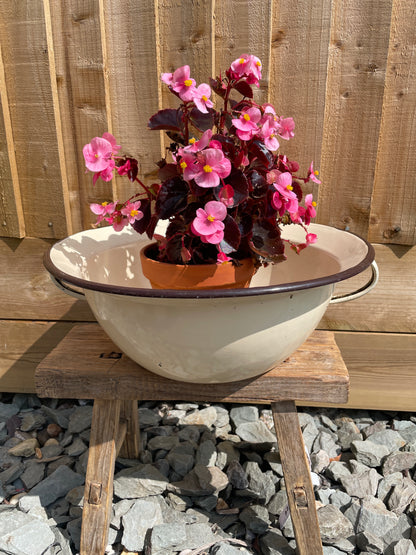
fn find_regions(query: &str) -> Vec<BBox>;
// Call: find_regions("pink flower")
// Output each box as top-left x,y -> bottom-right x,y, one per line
271,172 -> 299,216
180,130 -> 213,154
193,83 -> 214,114
184,148 -> 231,188
83,137 -> 113,172
230,54 -> 262,85
121,200 -> 143,224
117,159 -> 132,176
102,132 -> 121,154
92,159 -> 115,185
259,118 -> 280,151
306,232 -> 317,244
161,65 -> 196,102
90,201 -> 116,224
302,194 -> 317,225
217,251 -> 232,264
219,184 -> 234,207
278,117 -> 295,140
191,200 -> 227,244
232,107 -> 261,141
307,162 -> 321,184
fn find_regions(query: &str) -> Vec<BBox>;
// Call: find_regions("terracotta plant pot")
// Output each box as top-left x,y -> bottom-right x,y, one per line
140,243 -> 256,290
44,223 -> 378,384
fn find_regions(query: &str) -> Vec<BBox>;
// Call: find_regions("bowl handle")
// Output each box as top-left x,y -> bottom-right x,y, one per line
330,261 -> 379,304
50,275 -> 85,301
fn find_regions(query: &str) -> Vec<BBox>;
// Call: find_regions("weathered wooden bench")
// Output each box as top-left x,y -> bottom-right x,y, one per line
35,323 -> 349,555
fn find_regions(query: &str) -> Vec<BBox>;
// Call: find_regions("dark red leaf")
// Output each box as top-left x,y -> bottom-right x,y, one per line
155,177 -> 189,218
132,199 -> 151,235
233,79 -> 254,98
249,139 -> 274,170
209,77 -> 227,98
148,108 -> 183,132
223,215 -> 241,250
248,170 -> 268,198
218,170 -> 249,206
158,163 -> 179,181
189,107 -> 215,132
250,219 -> 286,262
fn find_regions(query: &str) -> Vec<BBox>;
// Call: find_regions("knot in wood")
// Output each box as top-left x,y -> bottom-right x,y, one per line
88,481 -> 103,505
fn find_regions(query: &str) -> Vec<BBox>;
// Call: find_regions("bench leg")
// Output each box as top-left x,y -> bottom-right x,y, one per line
80,399 -> 122,555
118,400 -> 140,460
271,400 -> 323,555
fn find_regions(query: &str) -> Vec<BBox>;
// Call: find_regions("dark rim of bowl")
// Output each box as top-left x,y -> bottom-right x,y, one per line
43,228 -> 375,299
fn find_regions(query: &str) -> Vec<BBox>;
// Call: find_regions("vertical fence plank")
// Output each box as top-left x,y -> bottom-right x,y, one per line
102,0 -> 163,201
269,0 -> 332,189
215,0 -> 273,106
317,0 -> 393,238
0,44 -> 25,237
49,0 -> 110,231
0,1 -> 67,238
368,0 -> 416,245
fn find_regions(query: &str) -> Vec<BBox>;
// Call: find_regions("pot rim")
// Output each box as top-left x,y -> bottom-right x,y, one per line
44,225 -> 375,299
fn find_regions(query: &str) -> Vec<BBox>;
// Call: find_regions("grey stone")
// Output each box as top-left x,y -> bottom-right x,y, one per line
344,496 -> 398,535
398,426 -> 416,444
113,464 -> 168,499
388,478 -> 416,514
166,451 -> 194,477
317,504 -> 354,544
193,493 -> 218,511
329,489 -> 352,511
216,441 -> 240,470
66,516 -> 82,552
240,504 -> 270,533
322,548 -> 346,555
175,522 -> 223,551
381,513 -> 413,549
213,405 -> 230,429
138,406 -> 162,428
67,405 -> 93,434
177,425 -> 201,443
313,431 -> 341,459
351,439 -> 390,467
377,472 -> 404,503
65,437 -> 87,457
18,494 -> 48,521
20,461 -> 45,489
147,435 -> 179,451
365,429 -> 407,453
41,441 -> 64,458
392,539 -> 416,555
393,420 -> 416,431
170,464 -> 228,497
122,497 -> 164,551
163,409 -> 186,424
41,405 -> 73,429
259,529 -> 295,555
301,420 -> 320,452
174,402 -> 199,411
242,461 -> 276,504
320,414 -> 338,433
230,406 -> 259,428
383,451 -> 416,475
19,465 -> 84,508
340,467 -> 381,498
110,499 -> 135,529
20,411 -> 46,432
311,449 -> 331,473
267,488 -> 288,516
235,420 -> 276,443
0,510 -> 55,554
196,439 -> 217,467
0,462 -> 24,485
8,437 -> 39,457
147,521 -> 187,553
265,451 -> 283,476
226,460 -> 248,489
211,543 -> 252,555
326,461 -> 352,482
181,407 -> 218,428
166,492 -> 191,511
65,485 -> 84,507
317,487 -> 336,505
356,530 -> 384,553
0,402 -> 19,421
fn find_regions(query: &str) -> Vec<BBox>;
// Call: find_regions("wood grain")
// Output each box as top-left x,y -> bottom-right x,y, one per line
35,324 -> 349,403
368,0 -> 416,245
270,0 -> 332,196
317,0 -> 392,238
0,238 -> 94,321
0,1 -> 67,238
272,401 -> 323,554
80,398 -> 120,555
0,43 -> 25,237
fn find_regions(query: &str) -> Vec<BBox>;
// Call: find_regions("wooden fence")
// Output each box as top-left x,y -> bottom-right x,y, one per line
0,0 -> 415,409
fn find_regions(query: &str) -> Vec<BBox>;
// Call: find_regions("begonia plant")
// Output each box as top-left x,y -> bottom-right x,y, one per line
83,54 -> 320,267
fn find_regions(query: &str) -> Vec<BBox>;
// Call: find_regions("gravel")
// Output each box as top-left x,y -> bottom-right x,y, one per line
0,393 -> 415,554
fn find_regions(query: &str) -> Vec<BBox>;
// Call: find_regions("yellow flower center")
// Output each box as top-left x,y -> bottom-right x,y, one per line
202,95 -> 208,101
287,185 -> 293,191
256,61 -> 261,67
180,161 -> 187,169
130,209 -> 138,217
189,138 -> 196,144
314,170 -> 319,176
270,133 -> 275,138
207,215 -> 215,222
94,153 -> 99,158
102,201 -> 108,207
184,79 -> 193,87
203,164 -> 213,173
243,114 -> 251,121
239,58 -> 246,64
312,201 -> 317,207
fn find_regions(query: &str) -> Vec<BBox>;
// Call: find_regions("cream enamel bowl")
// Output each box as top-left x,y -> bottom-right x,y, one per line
44,223 -> 378,383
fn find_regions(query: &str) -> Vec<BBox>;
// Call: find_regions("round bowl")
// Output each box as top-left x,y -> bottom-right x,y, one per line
44,223 -> 376,383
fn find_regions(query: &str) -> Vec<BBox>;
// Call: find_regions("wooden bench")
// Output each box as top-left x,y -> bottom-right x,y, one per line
35,323 -> 349,555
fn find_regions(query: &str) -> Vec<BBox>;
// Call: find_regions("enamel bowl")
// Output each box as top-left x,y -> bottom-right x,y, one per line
44,223 -> 377,383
